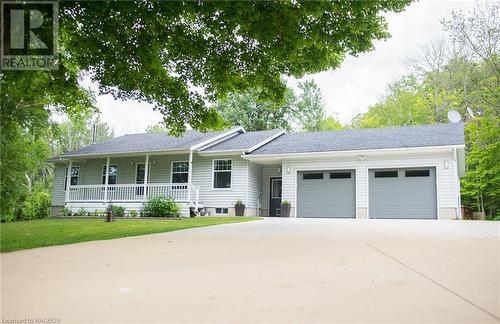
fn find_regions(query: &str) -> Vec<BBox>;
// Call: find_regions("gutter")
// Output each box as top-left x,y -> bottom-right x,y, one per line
243,144 -> 466,160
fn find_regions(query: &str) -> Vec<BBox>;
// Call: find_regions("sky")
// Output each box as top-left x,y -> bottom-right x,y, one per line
85,0 -> 477,136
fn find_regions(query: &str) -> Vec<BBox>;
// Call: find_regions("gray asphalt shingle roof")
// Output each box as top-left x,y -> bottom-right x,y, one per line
61,130 -> 227,157
249,123 -> 464,155
201,130 -> 283,152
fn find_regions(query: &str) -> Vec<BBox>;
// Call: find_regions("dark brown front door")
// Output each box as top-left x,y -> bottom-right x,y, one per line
269,178 -> 282,217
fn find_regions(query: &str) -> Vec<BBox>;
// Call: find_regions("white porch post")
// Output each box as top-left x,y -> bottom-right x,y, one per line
103,157 -> 110,205
188,150 -> 193,203
143,154 -> 149,201
65,160 -> 72,204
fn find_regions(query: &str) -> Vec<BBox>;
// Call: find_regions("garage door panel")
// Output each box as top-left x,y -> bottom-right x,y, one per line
297,170 -> 355,218
369,168 -> 436,219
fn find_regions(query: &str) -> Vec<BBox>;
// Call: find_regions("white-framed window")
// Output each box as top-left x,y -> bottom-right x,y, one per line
171,161 -> 189,183
64,166 -> 80,190
215,207 -> 229,215
213,159 -> 232,189
102,164 -> 118,185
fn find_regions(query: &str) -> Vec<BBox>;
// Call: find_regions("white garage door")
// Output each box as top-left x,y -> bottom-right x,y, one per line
297,170 -> 356,218
369,168 -> 437,219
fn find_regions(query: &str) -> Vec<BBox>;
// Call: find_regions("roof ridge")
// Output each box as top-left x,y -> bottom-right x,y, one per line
289,122 -> 462,136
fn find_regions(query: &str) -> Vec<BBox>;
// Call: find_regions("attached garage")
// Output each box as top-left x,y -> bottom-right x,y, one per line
369,168 -> 437,219
297,170 -> 356,218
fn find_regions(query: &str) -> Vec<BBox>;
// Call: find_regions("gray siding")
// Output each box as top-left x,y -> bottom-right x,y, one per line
247,161 -> 262,209
52,163 -> 67,206
261,164 -> 282,216
52,153 -> 256,211
191,155 -> 247,208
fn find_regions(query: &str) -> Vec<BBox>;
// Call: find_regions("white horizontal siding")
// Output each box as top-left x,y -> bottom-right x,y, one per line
247,161 -> 262,209
191,155 -> 247,208
52,163 -> 66,206
282,150 -> 457,218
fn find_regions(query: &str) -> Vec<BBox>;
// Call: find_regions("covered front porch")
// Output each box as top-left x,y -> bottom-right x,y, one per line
61,151 -> 200,214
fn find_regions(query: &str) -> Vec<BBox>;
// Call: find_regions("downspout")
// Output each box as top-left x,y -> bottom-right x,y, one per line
65,160 -> 72,206
188,150 -> 193,205
143,154 -> 149,202
453,148 -> 461,219
103,157 -> 110,206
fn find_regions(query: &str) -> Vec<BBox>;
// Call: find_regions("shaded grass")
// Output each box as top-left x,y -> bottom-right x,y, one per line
0,217 -> 260,252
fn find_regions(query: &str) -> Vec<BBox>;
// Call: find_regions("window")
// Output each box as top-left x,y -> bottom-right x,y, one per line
213,159 -> 232,188
102,164 -> 118,185
405,170 -> 430,177
172,161 -> 189,183
64,166 -> 80,189
330,172 -> 351,179
215,208 -> 229,215
271,179 -> 282,198
374,171 -> 398,178
303,173 -> 323,180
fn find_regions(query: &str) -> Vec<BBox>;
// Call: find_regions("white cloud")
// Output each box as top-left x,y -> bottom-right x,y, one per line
89,0 -> 476,135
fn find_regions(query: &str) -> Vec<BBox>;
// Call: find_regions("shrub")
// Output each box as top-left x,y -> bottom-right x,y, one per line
19,189 -> 51,220
107,205 -> 125,217
129,210 -> 138,218
143,196 -> 181,217
75,208 -> 87,217
62,207 -> 72,216
235,200 -> 245,207
281,200 -> 291,206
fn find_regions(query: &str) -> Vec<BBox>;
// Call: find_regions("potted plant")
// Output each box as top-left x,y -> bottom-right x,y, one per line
281,200 -> 291,217
234,200 -> 245,216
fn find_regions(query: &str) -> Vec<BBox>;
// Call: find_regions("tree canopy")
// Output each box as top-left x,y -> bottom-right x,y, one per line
59,0 -> 411,134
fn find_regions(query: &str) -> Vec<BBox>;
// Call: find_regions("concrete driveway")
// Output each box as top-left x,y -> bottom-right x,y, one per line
2,218 -> 499,323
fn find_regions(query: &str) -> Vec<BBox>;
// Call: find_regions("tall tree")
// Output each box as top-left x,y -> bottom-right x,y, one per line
52,115 -> 114,155
216,88 -> 296,131
319,116 -> 344,131
0,69 -> 95,220
295,80 -> 326,132
145,123 -> 169,134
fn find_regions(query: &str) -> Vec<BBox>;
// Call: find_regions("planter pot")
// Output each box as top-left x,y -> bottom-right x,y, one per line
235,204 -> 245,216
281,204 -> 291,218
106,210 -> 113,222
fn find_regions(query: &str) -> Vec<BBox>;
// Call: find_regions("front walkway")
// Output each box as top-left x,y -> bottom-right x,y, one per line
2,218 -> 499,323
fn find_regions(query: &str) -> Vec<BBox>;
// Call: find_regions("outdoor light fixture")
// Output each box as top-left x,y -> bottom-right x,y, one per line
153,160 -> 156,166
358,155 -> 367,162
444,160 -> 450,169
286,165 -> 291,174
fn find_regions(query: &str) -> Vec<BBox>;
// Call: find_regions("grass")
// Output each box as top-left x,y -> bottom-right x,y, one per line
0,217 -> 260,252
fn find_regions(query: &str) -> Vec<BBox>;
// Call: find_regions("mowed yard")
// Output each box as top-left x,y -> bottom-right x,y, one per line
0,217 -> 260,252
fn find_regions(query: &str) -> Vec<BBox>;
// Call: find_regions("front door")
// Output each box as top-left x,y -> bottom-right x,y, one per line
269,178 -> 282,217
135,163 -> 150,195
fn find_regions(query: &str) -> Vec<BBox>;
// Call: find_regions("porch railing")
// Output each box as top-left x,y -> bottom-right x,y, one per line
67,183 -> 199,205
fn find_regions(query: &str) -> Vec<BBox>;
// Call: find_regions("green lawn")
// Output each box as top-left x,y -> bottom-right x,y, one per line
0,217 -> 260,252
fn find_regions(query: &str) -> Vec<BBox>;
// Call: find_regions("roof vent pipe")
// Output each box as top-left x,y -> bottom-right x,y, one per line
91,124 -> 97,144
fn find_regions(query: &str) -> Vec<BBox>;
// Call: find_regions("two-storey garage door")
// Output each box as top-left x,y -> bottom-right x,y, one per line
297,170 -> 355,218
369,168 -> 437,219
